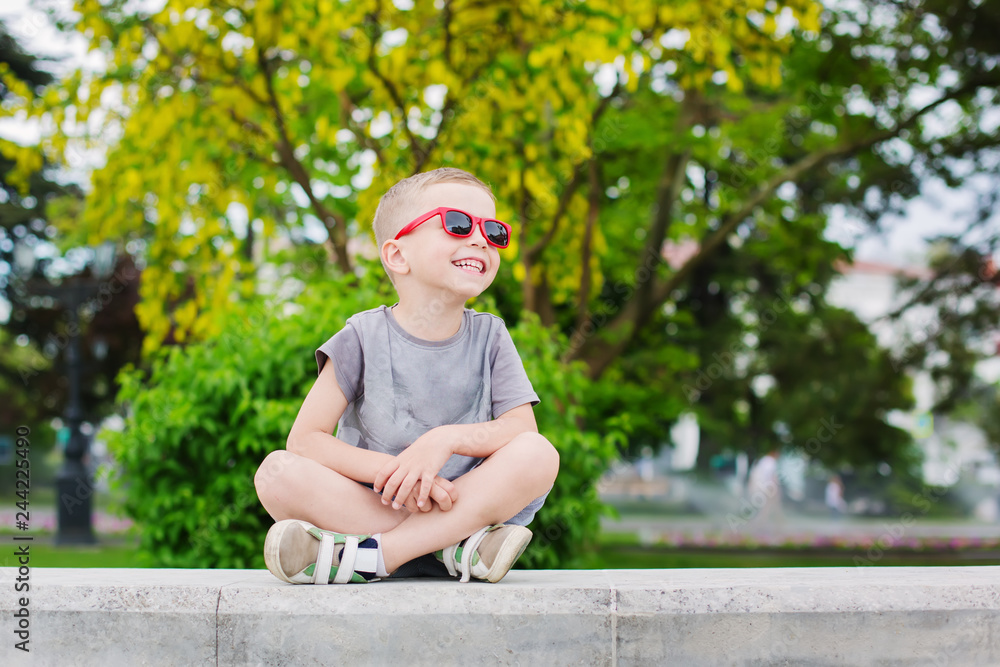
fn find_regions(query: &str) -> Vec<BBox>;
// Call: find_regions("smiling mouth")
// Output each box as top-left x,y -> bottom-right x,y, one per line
452,259 -> 486,274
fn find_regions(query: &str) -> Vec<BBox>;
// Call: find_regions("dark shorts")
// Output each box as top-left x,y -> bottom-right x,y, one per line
389,553 -> 452,578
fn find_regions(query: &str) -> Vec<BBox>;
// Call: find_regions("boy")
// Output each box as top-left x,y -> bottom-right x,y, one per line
254,168 -> 559,584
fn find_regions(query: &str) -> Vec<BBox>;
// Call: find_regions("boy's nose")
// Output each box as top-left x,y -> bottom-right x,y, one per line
467,221 -> 489,246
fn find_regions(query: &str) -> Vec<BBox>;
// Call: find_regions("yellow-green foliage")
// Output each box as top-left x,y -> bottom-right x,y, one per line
2,0 -> 818,354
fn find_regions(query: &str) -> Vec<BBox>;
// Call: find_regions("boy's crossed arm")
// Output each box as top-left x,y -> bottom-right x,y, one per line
373,403 -> 538,512
287,362 -> 458,512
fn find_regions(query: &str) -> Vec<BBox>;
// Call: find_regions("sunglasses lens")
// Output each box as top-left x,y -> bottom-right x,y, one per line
485,221 -> 509,247
443,210 -> 473,236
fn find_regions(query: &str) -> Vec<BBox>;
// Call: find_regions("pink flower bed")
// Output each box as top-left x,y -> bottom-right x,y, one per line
0,509 -> 134,535
647,530 -> 1000,551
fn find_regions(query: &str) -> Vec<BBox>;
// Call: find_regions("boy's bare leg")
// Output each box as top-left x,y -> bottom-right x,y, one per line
255,450 -> 409,535
255,431 -> 559,575
379,432 -> 559,573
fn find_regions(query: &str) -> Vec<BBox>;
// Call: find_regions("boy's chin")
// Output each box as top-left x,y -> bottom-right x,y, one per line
452,283 -> 489,300
402,271 -> 495,303
445,270 -> 494,290
450,282 -> 494,304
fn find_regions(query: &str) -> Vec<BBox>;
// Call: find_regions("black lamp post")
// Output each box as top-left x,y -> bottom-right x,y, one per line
13,241 -> 116,545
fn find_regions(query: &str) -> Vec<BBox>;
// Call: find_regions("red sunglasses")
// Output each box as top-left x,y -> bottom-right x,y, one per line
394,207 -> 511,249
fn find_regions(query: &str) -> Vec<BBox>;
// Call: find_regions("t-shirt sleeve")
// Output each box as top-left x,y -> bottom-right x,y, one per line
315,322 -> 364,403
489,322 -> 540,418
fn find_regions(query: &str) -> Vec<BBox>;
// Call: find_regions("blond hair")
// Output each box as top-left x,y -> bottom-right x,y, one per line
372,167 -> 496,252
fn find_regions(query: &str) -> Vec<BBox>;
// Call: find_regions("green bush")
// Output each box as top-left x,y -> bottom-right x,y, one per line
506,311 -> 624,566
106,270 -> 620,569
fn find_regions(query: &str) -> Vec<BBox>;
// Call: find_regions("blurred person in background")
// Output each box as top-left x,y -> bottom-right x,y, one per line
746,448 -> 784,538
825,473 -> 848,519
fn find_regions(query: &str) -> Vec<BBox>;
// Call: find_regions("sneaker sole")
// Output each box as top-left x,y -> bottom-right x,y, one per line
263,519 -> 318,583
482,525 -> 532,583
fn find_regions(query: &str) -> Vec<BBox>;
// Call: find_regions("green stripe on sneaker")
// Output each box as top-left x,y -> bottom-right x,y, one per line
452,546 -> 480,567
301,562 -> 370,583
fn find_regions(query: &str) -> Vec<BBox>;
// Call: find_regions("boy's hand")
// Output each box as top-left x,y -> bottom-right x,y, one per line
428,477 -> 458,510
374,429 -> 456,511
399,476 -> 458,513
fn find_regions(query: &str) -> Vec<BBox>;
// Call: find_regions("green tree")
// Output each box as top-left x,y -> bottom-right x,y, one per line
888,240 -> 1000,414
954,378 -> 1000,458
6,0 -> 1000,560
1,23 -> 61,435
2,0 -> 820,353
0,22 -> 143,441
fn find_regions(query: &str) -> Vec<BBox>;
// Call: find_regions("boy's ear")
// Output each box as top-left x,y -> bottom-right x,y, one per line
381,239 -> 410,278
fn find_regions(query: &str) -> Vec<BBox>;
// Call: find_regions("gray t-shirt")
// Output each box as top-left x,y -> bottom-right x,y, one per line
315,305 -> 546,525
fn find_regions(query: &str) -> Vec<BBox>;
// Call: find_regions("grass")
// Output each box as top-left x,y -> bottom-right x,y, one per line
0,538 -> 149,569
582,544 -> 1000,569
583,531 -> 1000,567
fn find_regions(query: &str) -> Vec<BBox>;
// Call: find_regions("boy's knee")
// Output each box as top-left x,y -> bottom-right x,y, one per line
536,434 -> 560,481
254,449 -> 297,495
511,432 -> 559,483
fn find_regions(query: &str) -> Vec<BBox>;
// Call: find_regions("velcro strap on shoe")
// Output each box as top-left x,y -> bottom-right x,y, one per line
351,544 -> 378,575
459,526 -> 491,583
333,535 -> 360,584
314,533 -> 336,585
441,543 -> 459,578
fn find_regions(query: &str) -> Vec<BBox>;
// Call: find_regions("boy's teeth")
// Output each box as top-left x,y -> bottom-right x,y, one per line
453,259 -> 484,273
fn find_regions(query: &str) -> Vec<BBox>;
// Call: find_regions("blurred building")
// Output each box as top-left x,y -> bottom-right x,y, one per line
828,258 -> 1000,504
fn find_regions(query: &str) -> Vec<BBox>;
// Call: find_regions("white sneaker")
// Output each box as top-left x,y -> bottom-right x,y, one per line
435,524 -> 532,583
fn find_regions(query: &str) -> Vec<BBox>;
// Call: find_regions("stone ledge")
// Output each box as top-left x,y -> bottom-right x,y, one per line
2,566 -> 998,666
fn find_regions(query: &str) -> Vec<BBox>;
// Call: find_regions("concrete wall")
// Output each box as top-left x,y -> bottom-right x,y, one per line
2,566 -> 998,666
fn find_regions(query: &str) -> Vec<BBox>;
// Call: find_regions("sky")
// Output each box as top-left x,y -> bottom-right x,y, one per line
1,0 -> 997,270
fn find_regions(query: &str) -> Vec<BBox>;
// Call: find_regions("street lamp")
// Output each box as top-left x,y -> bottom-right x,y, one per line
12,240 -> 117,545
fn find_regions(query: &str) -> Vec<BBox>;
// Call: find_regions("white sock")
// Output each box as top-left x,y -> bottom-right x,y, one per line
333,534 -> 386,581
372,533 -> 389,578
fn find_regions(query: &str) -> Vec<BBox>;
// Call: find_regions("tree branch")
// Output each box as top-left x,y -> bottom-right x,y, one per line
525,163 -> 584,263
443,0 -> 454,69
525,80 -> 620,263
574,160 -> 600,332
364,14 -> 426,171
877,220 -> 1000,323
422,57 -> 494,169
258,47 -> 353,274
632,148 -> 691,328
566,76 -> 995,379
142,22 -> 268,108
337,89 -> 386,165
